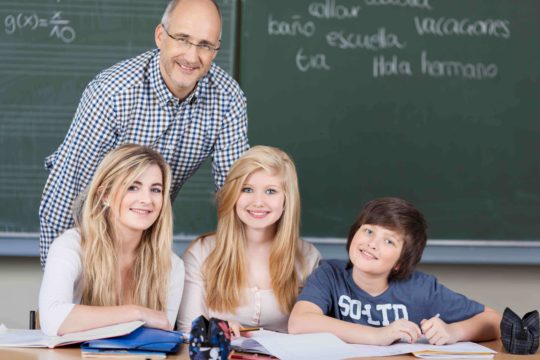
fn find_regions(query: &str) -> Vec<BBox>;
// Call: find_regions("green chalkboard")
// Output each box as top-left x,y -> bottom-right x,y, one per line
0,0 -> 236,237
240,0 -> 540,241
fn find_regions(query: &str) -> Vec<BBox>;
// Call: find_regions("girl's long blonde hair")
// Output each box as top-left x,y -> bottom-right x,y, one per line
203,145 -> 303,314
76,144 -> 173,310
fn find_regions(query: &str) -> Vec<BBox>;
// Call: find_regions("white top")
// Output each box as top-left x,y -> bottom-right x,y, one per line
39,228 -> 184,336
177,236 -> 321,333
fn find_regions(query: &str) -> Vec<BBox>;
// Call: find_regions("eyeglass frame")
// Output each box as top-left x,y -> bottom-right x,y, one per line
161,24 -> 221,53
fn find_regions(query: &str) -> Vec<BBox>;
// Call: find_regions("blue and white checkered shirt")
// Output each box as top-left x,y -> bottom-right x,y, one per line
39,49 -> 249,267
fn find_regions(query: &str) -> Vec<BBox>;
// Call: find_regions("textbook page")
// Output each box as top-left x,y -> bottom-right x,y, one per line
233,330 -> 496,359
238,330 -> 359,360
350,340 -> 496,358
0,321 -> 144,348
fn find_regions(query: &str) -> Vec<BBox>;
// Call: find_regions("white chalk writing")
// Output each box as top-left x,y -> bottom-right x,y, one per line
421,51 -> 498,79
364,0 -> 432,10
268,14 -> 316,37
295,48 -> 331,72
308,0 -> 362,19
373,54 -> 413,77
4,11 -> 76,43
414,17 -> 511,38
326,28 -> 406,50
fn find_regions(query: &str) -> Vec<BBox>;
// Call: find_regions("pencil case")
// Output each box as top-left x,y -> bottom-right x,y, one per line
500,307 -> 539,354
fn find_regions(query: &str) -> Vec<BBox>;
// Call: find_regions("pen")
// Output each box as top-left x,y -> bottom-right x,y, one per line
239,327 -> 261,332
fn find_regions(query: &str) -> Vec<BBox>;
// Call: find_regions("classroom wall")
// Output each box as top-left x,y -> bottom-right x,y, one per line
0,256 -> 538,329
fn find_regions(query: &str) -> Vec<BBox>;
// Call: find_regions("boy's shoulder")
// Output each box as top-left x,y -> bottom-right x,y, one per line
320,259 -> 349,271
312,259 -> 350,281
393,270 -> 439,291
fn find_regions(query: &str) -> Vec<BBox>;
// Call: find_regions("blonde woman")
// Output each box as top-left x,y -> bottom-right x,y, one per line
178,146 -> 320,334
39,144 -> 184,336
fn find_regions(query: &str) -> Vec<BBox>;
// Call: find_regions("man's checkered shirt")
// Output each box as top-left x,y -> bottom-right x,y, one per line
39,49 -> 249,267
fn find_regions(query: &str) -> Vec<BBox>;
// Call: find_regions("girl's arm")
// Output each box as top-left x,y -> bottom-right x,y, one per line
177,239 -> 209,333
289,300 -> 421,345
57,304 -> 170,335
421,307 -> 501,345
39,231 -> 170,336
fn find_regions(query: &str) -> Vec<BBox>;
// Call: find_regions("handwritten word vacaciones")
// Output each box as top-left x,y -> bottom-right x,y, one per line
4,11 -> 76,43
414,17 -> 511,38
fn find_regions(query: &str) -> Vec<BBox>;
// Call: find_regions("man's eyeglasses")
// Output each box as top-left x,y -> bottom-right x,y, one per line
161,24 -> 220,54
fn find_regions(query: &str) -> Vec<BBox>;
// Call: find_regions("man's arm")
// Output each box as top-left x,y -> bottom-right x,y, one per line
211,89 -> 249,189
39,80 -> 117,267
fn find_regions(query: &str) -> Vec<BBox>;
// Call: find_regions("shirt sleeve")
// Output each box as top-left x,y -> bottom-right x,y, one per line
166,254 -> 185,329
296,261 -> 336,315
211,89 -> 249,190
38,230 -> 82,336
177,239 -> 209,333
423,274 -> 485,323
39,79 -> 118,267
298,240 -> 321,286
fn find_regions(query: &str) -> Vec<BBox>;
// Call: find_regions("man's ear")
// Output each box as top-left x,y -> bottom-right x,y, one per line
155,23 -> 164,49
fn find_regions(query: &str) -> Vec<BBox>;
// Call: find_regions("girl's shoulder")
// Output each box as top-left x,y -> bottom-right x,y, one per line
298,238 -> 321,259
50,228 -> 81,253
182,234 -> 217,263
297,238 -> 322,278
170,251 -> 184,270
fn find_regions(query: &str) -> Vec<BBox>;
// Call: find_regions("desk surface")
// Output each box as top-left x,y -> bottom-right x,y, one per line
1,340 -> 539,360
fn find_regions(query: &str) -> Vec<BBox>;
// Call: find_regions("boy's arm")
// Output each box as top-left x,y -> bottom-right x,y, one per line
421,307 -> 501,345
289,300 -> 421,345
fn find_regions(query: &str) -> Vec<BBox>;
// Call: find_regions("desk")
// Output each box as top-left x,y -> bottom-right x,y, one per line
1,341 -> 539,360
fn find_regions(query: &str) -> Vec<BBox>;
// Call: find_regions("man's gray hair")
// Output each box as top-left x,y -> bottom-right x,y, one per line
161,0 -> 222,28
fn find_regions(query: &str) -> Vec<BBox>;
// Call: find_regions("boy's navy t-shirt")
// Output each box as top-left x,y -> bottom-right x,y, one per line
297,260 -> 484,326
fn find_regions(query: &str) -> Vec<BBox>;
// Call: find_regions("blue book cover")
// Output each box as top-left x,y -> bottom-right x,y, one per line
82,327 -> 185,353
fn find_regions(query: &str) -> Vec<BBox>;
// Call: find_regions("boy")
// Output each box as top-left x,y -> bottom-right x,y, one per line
289,197 -> 500,345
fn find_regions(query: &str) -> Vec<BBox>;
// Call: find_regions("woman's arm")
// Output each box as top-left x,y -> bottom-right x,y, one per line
289,300 -> 421,345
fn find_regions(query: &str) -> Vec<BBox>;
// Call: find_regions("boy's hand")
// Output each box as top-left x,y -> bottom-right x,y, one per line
420,316 -> 459,345
378,319 -> 422,345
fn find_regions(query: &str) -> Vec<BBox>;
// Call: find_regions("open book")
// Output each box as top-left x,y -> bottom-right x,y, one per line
232,330 -> 496,360
0,320 -> 144,348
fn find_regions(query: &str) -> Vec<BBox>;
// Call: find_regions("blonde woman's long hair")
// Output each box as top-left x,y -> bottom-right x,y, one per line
76,144 -> 173,311
203,145 -> 303,314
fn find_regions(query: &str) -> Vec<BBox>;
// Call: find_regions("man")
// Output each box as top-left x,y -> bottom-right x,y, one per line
39,0 -> 249,267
